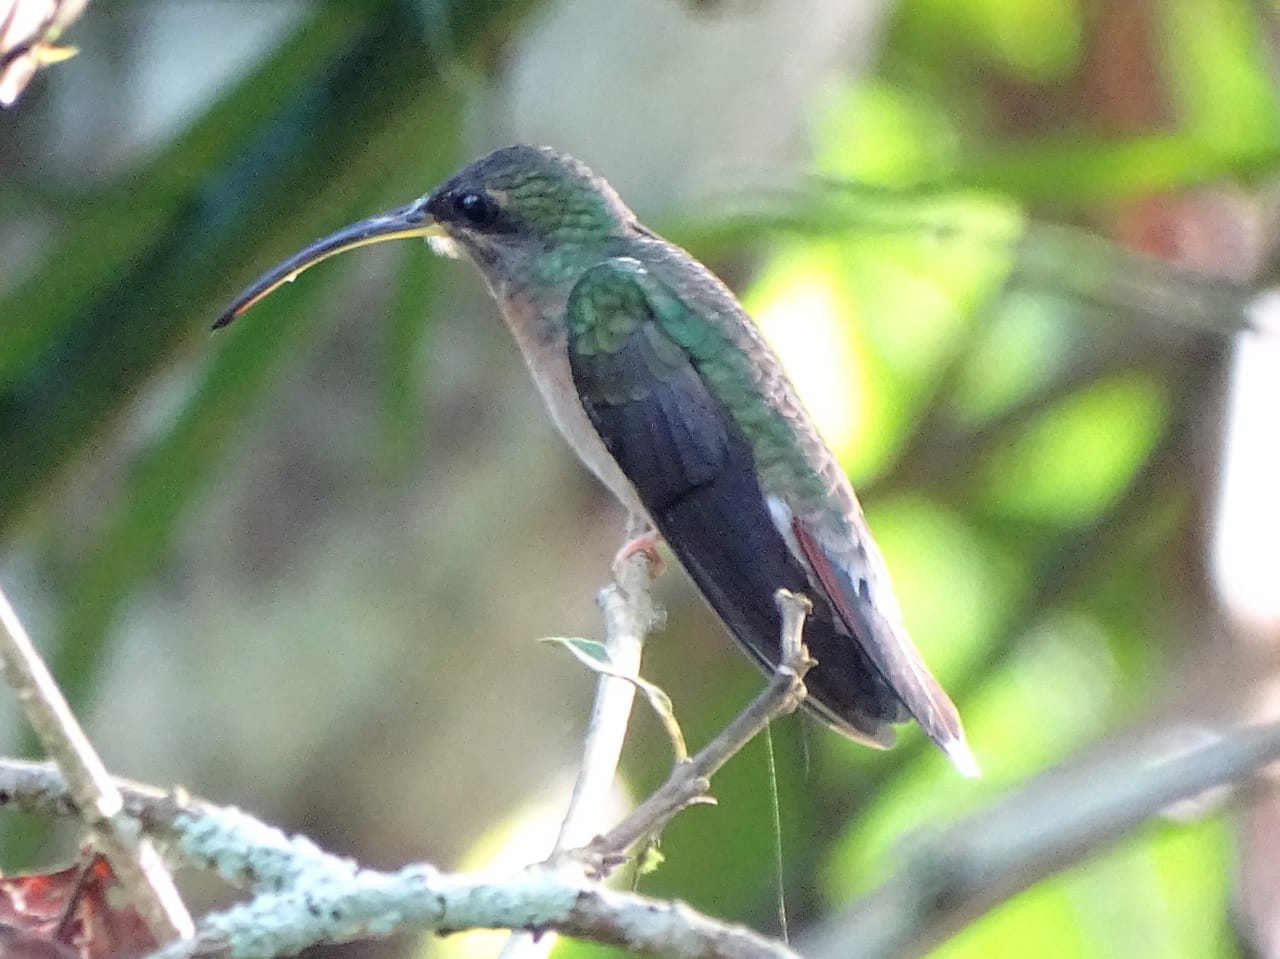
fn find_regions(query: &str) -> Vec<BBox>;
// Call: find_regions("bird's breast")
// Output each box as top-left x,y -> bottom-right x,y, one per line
496,287 -> 650,521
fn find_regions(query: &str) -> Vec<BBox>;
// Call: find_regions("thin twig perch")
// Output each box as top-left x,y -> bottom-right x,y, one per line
500,547 -> 661,959
577,589 -> 814,867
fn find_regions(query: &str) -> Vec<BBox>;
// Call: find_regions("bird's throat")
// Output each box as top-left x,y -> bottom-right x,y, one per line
495,286 -> 649,519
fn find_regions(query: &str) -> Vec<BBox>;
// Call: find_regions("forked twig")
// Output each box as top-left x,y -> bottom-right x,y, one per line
499,547 -> 661,959
576,589 -> 814,868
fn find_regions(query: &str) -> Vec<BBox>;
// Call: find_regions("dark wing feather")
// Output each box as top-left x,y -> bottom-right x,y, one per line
567,258 -> 907,746
791,519 -> 976,772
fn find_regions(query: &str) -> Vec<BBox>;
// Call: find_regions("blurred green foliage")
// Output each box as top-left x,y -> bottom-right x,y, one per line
548,1 -> 1273,958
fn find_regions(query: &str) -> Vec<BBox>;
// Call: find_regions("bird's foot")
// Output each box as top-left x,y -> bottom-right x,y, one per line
613,527 -> 666,577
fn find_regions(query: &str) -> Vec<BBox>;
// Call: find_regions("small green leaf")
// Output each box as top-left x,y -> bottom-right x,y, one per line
541,636 -> 688,761
635,842 -> 666,877
541,636 -> 610,665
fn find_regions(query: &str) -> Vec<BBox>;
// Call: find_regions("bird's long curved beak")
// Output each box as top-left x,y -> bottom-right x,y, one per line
213,195 -> 440,329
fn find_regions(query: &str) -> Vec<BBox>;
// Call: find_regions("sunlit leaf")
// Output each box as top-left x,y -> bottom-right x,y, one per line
747,248 -> 877,471
816,81 -> 960,185
953,292 -> 1076,422
894,0 -> 1083,83
977,375 -> 1168,524
635,842 -> 665,877
1163,0 -> 1280,154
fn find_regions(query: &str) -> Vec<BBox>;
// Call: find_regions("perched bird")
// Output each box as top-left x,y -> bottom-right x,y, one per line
215,145 -> 977,775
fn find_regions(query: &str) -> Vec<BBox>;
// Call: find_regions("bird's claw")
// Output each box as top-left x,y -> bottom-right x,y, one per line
613,528 -> 665,577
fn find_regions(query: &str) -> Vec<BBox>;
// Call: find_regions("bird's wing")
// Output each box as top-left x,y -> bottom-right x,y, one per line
787,514 -> 977,775
566,257 -> 976,773
566,256 -> 816,685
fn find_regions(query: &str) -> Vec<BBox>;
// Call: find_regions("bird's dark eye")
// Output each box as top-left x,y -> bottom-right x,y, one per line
453,191 -> 500,228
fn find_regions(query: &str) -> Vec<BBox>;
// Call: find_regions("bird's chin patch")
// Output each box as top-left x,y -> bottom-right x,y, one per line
427,234 -> 462,259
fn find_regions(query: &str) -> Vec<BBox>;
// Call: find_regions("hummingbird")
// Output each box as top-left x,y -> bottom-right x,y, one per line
215,145 -> 978,776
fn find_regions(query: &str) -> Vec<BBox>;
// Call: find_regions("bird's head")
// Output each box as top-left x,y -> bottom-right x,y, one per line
215,146 -> 634,328
427,146 -> 633,265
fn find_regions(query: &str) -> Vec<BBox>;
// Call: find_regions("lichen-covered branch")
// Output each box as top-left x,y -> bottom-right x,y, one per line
0,585 -> 193,941
4,720 -> 1280,959
0,779 -> 799,959
0,582 -> 814,959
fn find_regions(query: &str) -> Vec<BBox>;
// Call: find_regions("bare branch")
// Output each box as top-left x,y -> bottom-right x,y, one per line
0,759 -> 191,825
579,589 -> 814,864
501,546 -> 662,959
802,721 -> 1280,959
553,548 -> 663,853
0,584 -> 193,941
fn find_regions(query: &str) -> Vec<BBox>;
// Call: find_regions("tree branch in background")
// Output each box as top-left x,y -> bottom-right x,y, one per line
802,721 -> 1280,959
0,583 -> 193,942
